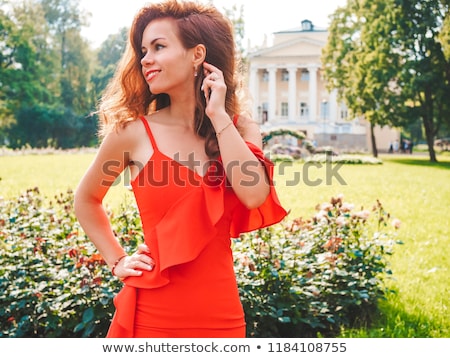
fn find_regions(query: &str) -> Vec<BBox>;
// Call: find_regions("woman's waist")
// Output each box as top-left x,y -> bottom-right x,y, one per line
133,279 -> 244,329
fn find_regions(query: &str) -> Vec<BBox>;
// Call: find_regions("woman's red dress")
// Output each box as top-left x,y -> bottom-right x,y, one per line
106,116 -> 287,338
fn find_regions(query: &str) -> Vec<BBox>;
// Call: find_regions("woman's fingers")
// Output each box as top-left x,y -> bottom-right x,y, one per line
201,62 -> 227,116
133,247 -> 154,270
128,256 -> 154,274
115,245 -> 155,279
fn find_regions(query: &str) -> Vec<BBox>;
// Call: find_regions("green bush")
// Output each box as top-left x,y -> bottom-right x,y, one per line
0,189 -> 401,337
233,195 -> 402,337
0,188 -> 141,337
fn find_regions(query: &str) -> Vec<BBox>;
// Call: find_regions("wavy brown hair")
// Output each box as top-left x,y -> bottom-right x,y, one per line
98,0 -> 245,158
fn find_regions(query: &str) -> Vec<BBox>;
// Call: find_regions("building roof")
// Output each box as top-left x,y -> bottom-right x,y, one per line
248,20 -> 328,61
274,19 -> 328,34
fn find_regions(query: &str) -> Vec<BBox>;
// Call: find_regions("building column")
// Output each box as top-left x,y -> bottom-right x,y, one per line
329,88 -> 338,123
287,66 -> 298,122
249,65 -> 260,122
267,65 -> 277,123
308,65 -> 318,122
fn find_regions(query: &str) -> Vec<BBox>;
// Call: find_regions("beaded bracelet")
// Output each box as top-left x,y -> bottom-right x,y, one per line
216,121 -> 233,138
111,254 -> 127,276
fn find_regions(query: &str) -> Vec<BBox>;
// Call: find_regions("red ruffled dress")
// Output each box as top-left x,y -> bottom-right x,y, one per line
106,116 -> 287,338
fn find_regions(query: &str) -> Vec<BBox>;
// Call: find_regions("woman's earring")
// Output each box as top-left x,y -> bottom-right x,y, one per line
194,65 -> 198,77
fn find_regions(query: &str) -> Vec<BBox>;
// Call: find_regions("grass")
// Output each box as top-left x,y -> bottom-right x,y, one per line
0,150 -> 449,337
0,150 -> 133,209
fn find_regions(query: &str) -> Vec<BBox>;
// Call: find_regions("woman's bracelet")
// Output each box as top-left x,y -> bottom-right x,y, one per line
216,121 -> 233,138
111,254 -> 127,276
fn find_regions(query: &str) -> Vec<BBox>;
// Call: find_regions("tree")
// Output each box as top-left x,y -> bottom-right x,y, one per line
90,27 -> 128,103
322,0 -> 449,161
221,3 -> 245,56
40,0 -> 92,112
2,0 -> 97,148
439,7 -> 450,61
0,0 -> 58,144
0,4 -> 19,138
395,0 -> 449,161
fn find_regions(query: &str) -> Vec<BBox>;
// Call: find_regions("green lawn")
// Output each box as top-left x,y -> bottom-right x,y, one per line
1,151 -> 449,337
0,151 -> 133,209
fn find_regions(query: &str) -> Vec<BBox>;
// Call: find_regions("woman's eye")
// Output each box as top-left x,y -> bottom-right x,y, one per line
155,44 -> 164,51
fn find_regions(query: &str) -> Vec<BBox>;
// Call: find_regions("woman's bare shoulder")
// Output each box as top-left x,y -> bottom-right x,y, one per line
109,118 -> 145,140
98,118 -> 147,155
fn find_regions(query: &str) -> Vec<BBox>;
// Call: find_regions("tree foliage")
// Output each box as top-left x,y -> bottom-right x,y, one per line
0,0 -> 103,148
322,0 -> 450,161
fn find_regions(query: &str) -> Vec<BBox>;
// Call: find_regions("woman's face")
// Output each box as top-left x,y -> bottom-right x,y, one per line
140,18 -> 195,96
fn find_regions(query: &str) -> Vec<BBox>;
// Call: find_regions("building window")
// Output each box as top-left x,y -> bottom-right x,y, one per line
281,102 -> 288,117
300,70 -> 309,81
262,70 -> 269,82
301,20 -> 313,31
281,69 -> 289,81
320,101 -> 329,120
340,103 -> 348,120
261,102 -> 268,123
300,102 -> 309,119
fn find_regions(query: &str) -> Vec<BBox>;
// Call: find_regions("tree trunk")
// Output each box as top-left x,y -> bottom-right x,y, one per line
423,116 -> 437,162
370,122 -> 378,158
422,88 -> 438,163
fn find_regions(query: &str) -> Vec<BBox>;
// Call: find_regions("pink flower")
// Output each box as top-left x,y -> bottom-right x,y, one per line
336,216 -> 347,227
354,210 -> 370,220
320,202 -> 333,211
392,218 -> 401,229
340,202 -> 355,212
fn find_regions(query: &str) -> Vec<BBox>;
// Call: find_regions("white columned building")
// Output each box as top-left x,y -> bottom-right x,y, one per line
307,65 -> 318,124
267,65 -> 277,123
287,66 -> 297,122
246,19 -> 399,152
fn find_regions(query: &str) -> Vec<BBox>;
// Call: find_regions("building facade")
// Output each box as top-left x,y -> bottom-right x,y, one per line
247,20 -> 398,152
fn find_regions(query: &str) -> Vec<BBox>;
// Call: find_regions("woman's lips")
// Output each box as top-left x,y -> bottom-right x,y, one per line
145,70 -> 160,81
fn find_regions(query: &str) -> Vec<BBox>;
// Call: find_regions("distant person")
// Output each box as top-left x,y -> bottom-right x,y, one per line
403,140 -> 409,153
74,0 -> 287,338
388,142 -> 393,153
393,140 -> 399,152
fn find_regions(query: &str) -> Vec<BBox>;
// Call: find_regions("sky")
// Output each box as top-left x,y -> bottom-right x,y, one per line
79,0 -> 348,48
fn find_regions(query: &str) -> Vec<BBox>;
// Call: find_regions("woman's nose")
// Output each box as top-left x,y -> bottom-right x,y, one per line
141,52 -> 154,66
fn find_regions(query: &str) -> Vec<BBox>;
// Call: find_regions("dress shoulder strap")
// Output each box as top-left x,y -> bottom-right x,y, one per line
232,114 -> 239,126
139,116 -> 158,150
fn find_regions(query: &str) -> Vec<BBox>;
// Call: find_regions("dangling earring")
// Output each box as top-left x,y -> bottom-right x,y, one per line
194,65 -> 198,77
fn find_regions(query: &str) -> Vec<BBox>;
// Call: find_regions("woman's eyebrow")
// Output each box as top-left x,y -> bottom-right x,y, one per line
150,37 -> 165,45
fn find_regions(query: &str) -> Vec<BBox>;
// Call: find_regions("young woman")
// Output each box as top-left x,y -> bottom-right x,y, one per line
74,0 -> 287,338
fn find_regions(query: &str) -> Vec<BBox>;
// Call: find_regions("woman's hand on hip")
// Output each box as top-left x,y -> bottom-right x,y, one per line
113,244 -> 155,280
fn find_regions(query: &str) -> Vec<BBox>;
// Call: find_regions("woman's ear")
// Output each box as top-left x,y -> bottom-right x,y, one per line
192,44 -> 206,67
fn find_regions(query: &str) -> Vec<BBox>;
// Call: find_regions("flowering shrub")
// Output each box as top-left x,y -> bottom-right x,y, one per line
0,189 -> 401,337
234,195 -> 402,337
0,188 -> 142,337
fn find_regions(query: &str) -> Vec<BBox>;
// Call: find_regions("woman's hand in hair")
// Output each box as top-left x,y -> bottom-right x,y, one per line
201,62 -> 227,119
